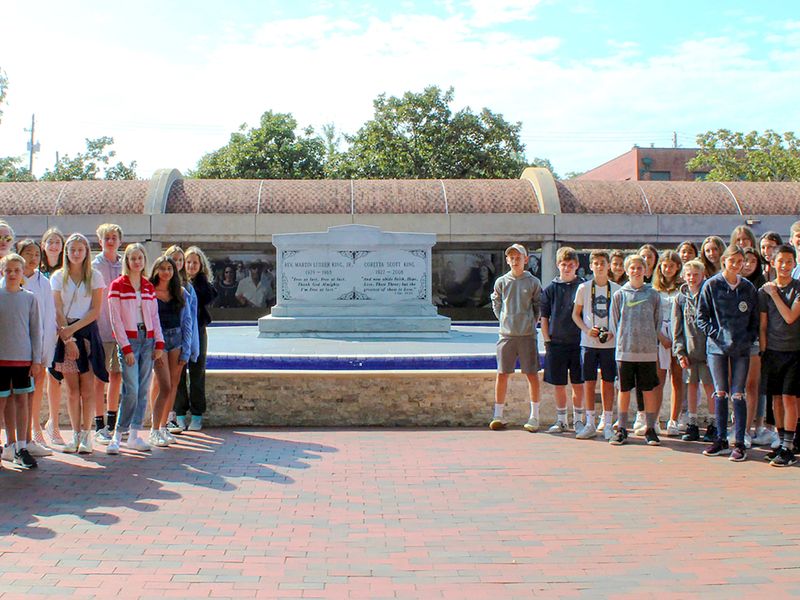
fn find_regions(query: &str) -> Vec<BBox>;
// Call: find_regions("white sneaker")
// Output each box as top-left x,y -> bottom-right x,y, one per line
95,426 -> 112,445
523,417 -> 540,433
106,437 -> 120,455
596,419 -> 606,433
603,422 -> 614,441
547,421 -> 568,434
574,420 -> 586,435
633,412 -> 646,435
125,433 -> 151,452
78,431 -> 93,454
160,427 -> 176,444
149,430 -> 169,448
62,432 -> 80,454
27,441 -> 52,457
744,433 -> 752,449
1,444 -> 13,461
677,412 -> 689,433
666,420 -> 680,436
576,421 -> 597,439
752,427 -> 774,446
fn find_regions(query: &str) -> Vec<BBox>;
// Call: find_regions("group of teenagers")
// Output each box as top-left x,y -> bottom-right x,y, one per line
491,223 -> 800,467
0,220 -> 216,470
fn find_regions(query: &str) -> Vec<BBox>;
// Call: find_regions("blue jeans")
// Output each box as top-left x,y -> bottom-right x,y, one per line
707,353 -> 749,444
116,330 -> 155,432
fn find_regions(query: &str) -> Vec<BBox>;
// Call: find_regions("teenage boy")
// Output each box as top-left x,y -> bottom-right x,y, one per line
608,255 -> 662,446
759,245 -> 800,466
92,223 -> 124,444
489,244 -> 542,431
0,254 -> 43,469
672,260 -> 716,442
541,247 -> 585,433
571,250 -> 619,439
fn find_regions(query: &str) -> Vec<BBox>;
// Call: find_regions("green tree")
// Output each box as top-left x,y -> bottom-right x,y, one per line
0,156 -> 33,182
687,129 -> 800,182
529,157 -> 559,179
563,171 -> 584,180
40,136 -> 137,181
331,86 -> 527,179
190,111 -> 325,179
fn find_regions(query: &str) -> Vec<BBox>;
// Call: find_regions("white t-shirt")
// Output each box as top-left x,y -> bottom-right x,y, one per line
50,268 -> 106,320
575,279 -> 620,349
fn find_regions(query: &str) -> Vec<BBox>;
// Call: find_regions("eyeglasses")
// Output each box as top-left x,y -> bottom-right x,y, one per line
0,236 -> 13,243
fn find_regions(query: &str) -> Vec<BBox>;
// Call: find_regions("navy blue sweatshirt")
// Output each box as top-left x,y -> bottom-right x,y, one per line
541,276 -> 584,346
696,273 -> 758,356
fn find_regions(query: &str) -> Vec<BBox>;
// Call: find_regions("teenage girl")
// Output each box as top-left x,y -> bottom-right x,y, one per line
609,250 -> 627,285
652,250 -> 684,436
700,236 -> 726,277
149,256 -> 192,447
107,244 -> 164,453
697,245 -> 759,462
16,239 -> 57,455
730,225 -> 757,250
40,227 -> 66,445
174,246 -> 217,432
676,241 -> 699,264
50,233 -> 108,454
163,245 -> 200,432
638,244 -> 658,283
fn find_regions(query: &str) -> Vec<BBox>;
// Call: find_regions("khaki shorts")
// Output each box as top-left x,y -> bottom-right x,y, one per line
683,360 -> 712,385
103,341 -> 122,374
497,336 -> 539,374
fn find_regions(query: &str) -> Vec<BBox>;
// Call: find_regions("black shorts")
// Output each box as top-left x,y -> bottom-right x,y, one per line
544,343 -> 584,386
581,347 -> 617,382
0,365 -> 34,398
762,349 -> 800,397
617,361 -> 659,393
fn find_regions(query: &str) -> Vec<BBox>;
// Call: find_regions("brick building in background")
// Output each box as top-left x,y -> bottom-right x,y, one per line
577,146 -> 707,181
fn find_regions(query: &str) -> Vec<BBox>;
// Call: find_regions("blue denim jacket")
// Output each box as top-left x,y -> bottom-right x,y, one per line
696,273 -> 758,356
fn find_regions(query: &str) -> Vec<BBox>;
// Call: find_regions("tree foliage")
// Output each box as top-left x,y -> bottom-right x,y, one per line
189,111 -> 326,179
688,129 -> 800,182
40,136 -> 137,181
529,157 -> 559,179
330,86 -> 527,179
0,156 -> 33,182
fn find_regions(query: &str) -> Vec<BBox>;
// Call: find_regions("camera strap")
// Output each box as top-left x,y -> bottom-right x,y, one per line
590,280 -> 609,330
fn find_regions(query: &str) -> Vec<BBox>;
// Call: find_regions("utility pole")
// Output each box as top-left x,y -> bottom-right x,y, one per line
25,113 -> 40,174
672,131 -> 677,148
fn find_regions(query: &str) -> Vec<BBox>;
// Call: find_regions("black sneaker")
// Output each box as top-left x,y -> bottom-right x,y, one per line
14,448 -> 37,469
703,423 -> 718,443
770,448 -> 797,467
682,424 -> 700,442
703,440 -> 730,456
645,427 -> 661,446
764,447 -> 781,461
609,427 -> 628,446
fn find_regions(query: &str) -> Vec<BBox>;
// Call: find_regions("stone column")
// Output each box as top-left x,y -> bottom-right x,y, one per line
540,240 -> 557,284
143,241 -> 162,265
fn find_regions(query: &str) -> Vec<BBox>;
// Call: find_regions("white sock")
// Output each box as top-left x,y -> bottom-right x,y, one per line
494,403 -> 504,419
586,410 -> 595,425
603,411 -> 613,426
15,440 -> 26,451
530,402 -> 540,419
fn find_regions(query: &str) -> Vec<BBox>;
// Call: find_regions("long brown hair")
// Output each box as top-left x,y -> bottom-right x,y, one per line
149,256 -> 185,308
652,250 -> 683,293
40,227 -> 65,274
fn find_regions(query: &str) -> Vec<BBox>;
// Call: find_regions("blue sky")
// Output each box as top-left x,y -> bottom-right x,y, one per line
1,0 -> 798,178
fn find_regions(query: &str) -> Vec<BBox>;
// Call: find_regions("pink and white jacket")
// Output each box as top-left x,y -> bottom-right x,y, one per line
107,275 -> 165,355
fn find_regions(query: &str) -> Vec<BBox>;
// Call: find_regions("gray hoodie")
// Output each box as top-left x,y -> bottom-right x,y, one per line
672,282 -> 706,363
492,271 -> 542,337
609,282 -> 660,362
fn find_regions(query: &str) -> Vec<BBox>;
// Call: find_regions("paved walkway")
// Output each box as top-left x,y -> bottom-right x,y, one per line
0,428 -> 798,599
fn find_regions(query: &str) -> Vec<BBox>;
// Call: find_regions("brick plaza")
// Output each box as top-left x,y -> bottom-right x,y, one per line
0,428 -> 798,599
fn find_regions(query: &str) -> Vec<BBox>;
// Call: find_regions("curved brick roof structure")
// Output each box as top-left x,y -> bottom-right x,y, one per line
0,180 -> 148,215
1,172 -> 799,216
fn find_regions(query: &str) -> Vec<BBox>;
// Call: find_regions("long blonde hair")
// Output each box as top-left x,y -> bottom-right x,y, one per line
122,243 -> 148,277
185,245 -> 212,281
60,233 -> 94,287
164,244 -> 187,284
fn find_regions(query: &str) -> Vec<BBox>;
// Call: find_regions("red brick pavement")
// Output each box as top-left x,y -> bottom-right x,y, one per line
0,428 -> 798,599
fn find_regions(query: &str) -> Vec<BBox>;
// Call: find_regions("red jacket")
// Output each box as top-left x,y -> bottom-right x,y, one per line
107,275 -> 165,355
